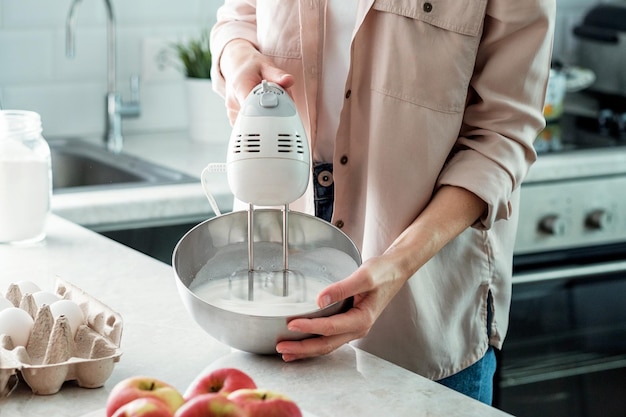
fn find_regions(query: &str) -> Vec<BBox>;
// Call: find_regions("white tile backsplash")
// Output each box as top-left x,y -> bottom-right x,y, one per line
0,30 -> 53,83
2,0 -> 74,29
0,0 -> 614,139
114,0 -> 209,25
0,0 -> 221,138
3,82 -> 104,137
54,27 -> 108,82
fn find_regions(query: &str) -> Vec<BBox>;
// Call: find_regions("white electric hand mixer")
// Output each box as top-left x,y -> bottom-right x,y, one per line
227,80 -> 311,301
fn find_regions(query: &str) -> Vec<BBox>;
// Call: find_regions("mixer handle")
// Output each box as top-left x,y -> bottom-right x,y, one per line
201,163 -> 227,217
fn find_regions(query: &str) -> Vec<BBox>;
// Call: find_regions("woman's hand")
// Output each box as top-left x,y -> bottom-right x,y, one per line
220,39 -> 294,124
276,252 -> 408,362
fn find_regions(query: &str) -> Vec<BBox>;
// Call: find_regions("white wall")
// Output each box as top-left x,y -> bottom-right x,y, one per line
0,0 -> 613,139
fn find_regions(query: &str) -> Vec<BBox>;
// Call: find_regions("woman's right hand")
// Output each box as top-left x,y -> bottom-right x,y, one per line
220,39 -> 294,124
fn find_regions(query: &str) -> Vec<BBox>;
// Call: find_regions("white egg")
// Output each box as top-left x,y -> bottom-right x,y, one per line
32,291 -> 61,308
0,296 -> 13,312
15,280 -> 41,296
50,299 -> 85,339
0,307 -> 35,347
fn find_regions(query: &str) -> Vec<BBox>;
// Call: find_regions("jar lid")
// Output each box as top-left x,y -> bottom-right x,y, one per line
0,110 -> 43,138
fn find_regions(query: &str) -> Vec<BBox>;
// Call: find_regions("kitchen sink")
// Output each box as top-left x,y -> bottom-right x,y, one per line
49,138 -> 197,192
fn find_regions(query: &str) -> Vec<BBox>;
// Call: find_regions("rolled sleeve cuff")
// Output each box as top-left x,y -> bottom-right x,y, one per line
436,151 -> 513,231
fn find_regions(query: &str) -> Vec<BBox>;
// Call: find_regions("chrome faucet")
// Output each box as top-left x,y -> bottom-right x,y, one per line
65,0 -> 140,153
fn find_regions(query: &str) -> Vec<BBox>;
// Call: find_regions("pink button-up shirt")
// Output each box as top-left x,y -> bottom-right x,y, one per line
211,0 -> 555,380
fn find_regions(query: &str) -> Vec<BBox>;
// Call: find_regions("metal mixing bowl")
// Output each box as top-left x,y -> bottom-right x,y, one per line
172,209 -> 361,354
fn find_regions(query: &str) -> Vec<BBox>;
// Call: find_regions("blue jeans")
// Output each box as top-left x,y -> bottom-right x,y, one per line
313,162 -> 497,405
437,346 -> 497,405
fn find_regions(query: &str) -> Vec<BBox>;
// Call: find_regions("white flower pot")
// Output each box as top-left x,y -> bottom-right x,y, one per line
184,78 -> 231,143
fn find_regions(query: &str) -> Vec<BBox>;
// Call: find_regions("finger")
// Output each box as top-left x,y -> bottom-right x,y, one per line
275,73 -> 295,89
234,79 -> 259,106
276,333 -> 355,362
227,109 -> 238,126
286,302 -> 372,339
260,64 -> 294,89
317,268 -> 373,309
225,95 -> 240,125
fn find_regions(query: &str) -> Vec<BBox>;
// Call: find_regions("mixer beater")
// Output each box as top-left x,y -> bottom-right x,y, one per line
227,81 -> 311,300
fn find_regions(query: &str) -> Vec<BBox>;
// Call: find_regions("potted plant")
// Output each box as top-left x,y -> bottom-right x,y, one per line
172,30 -> 212,79
172,30 -> 229,143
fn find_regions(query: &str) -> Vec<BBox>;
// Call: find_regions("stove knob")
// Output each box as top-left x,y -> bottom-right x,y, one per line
585,209 -> 613,230
616,113 -> 626,140
538,215 -> 567,236
598,109 -> 614,135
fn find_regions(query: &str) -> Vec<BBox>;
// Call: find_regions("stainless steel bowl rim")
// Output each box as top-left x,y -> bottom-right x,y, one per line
172,209 -> 361,354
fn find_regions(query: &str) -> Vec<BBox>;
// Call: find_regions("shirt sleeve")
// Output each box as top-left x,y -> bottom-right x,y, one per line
209,0 -> 259,97
436,0 -> 556,230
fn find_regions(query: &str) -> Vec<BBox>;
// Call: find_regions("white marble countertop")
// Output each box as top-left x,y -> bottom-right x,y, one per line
0,215 -> 513,417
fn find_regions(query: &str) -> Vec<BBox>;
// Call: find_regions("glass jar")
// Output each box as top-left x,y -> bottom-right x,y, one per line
0,110 -> 52,244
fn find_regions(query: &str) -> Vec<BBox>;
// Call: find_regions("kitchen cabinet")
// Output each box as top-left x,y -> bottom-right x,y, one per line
100,221 -> 201,264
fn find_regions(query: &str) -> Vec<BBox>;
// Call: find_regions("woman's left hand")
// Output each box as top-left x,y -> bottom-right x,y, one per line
275,253 -> 407,361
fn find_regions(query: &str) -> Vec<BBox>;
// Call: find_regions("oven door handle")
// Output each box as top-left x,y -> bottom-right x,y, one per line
513,259 -> 626,285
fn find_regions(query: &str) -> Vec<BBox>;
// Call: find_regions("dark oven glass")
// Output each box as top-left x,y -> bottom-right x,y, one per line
495,245 -> 626,417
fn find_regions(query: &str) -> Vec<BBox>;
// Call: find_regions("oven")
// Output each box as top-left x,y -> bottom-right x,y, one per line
494,93 -> 626,417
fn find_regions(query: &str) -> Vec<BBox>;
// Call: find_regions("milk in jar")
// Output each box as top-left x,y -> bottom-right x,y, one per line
0,110 -> 51,244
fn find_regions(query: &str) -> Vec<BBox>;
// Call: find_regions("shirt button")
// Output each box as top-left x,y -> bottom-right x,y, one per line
317,170 -> 333,187
423,2 -> 433,12
340,155 -> 348,165
345,89 -> 352,99
335,220 -> 344,229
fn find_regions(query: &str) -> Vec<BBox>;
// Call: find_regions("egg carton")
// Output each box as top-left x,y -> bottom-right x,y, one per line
0,278 -> 123,396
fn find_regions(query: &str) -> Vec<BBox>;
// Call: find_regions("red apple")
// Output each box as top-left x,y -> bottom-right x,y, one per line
112,398 -> 173,417
184,368 -> 257,400
106,376 -> 185,417
174,393 -> 247,417
227,388 -> 302,417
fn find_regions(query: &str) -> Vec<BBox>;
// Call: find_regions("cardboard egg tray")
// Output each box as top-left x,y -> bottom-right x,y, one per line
0,278 -> 122,396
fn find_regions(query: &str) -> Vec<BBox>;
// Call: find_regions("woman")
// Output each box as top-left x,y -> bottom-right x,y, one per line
210,0 -> 555,404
